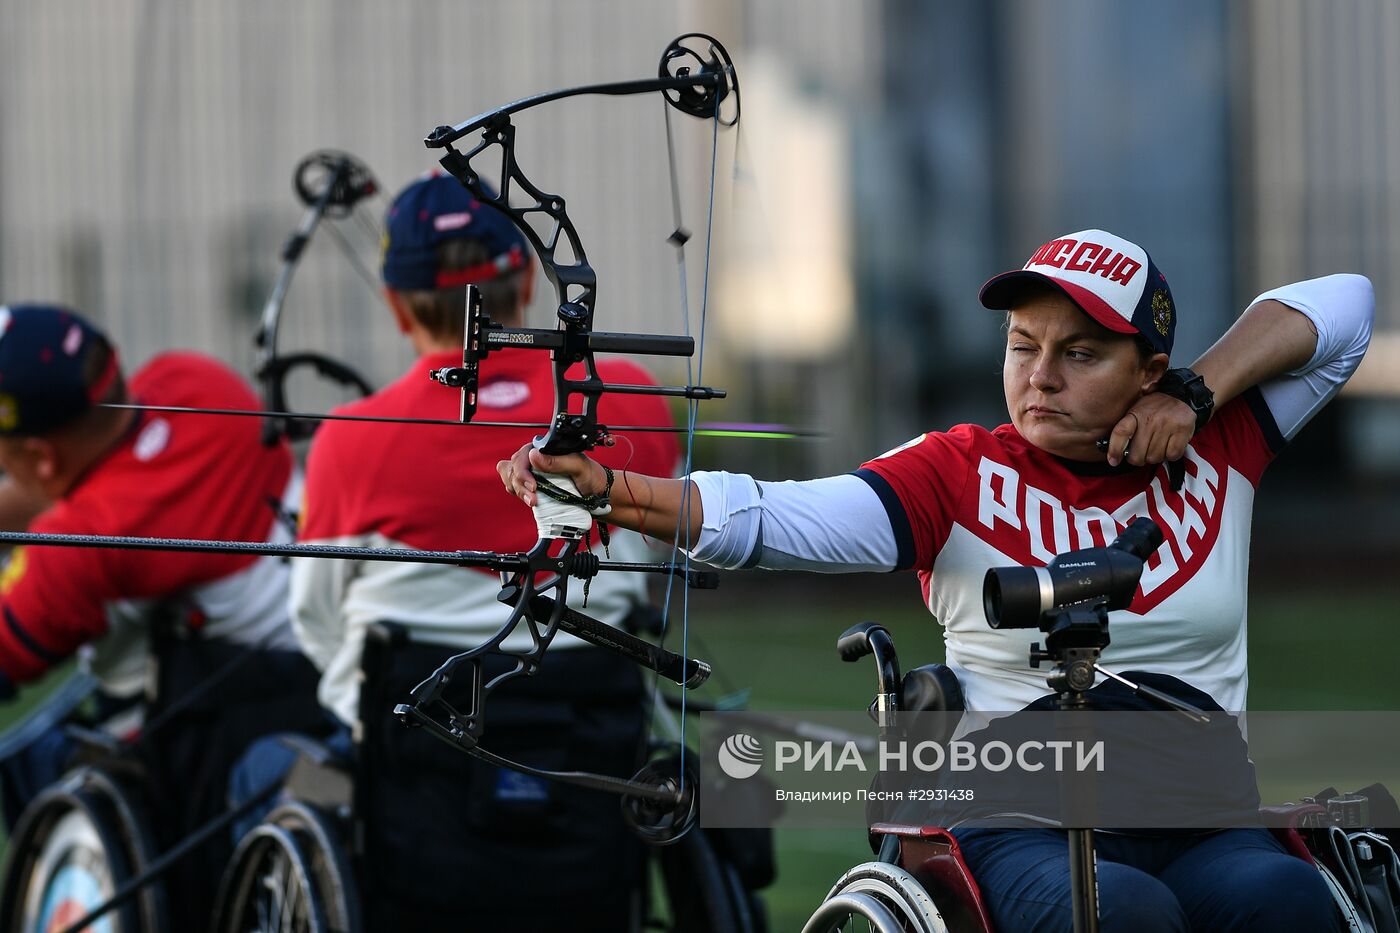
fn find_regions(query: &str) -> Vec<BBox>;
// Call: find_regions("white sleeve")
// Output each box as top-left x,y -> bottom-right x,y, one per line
1248,273 -> 1374,441
686,471 -> 901,572
288,553 -> 354,674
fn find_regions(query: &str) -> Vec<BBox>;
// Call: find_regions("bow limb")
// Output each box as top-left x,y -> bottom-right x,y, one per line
255,150 -> 379,445
395,534 -> 579,749
391,528 -> 705,838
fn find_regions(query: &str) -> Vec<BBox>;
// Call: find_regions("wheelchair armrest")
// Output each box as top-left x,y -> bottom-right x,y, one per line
1260,803 -> 1332,869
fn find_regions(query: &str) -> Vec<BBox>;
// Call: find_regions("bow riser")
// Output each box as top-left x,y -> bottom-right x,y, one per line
440,119 -> 597,323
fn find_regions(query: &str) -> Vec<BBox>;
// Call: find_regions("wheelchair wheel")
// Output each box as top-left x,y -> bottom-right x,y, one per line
802,861 -> 949,933
212,802 -> 359,933
801,892 -> 907,933
0,776 -> 151,933
652,827 -> 764,933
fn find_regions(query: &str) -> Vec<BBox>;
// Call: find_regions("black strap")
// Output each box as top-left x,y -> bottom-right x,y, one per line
1156,367 -> 1215,434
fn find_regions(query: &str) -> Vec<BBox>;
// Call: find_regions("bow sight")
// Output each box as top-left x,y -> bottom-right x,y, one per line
428,286 -> 727,450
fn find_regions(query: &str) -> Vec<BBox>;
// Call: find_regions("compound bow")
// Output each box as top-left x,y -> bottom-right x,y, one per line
394,33 -> 742,839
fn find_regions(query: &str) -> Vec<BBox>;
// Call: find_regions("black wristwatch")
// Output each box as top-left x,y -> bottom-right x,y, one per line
1155,368 -> 1215,433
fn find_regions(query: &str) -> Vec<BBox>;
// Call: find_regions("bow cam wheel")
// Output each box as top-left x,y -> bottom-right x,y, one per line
659,34 -> 741,126
292,151 -> 378,217
622,748 -> 699,846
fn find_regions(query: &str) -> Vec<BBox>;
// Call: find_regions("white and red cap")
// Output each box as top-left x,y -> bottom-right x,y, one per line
978,229 -> 1176,356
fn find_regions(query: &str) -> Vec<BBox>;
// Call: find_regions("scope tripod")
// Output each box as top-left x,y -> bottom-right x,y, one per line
1029,600 -> 1207,933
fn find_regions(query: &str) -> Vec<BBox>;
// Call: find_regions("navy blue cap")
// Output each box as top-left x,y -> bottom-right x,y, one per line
0,304 -> 119,436
979,229 -> 1176,356
380,172 -> 529,291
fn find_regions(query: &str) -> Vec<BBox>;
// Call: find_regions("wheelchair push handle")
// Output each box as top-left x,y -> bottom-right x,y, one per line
837,622 -> 902,732
837,620 -> 889,662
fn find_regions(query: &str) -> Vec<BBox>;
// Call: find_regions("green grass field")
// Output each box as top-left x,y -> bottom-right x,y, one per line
0,574 -> 1394,929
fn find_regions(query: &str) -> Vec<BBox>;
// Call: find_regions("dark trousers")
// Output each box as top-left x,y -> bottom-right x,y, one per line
953,826 -> 1342,932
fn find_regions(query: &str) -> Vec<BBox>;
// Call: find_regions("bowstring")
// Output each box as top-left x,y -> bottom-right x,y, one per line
654,79 -> 730,794
263,188 -> 388,395
323,210 -> 388,306
652,97 -> 691,777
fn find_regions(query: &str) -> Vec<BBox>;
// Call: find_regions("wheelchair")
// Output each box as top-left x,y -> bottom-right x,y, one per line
214,621 -> 770,932
798,622 -> 989,933
799,622 -> 1391,933
0,626 -> 326,933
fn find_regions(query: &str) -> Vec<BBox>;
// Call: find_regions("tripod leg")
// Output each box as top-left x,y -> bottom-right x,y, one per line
1067,828 -> 1100,933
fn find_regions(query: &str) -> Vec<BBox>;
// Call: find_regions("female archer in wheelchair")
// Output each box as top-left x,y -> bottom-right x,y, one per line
502,229 -> 1374,932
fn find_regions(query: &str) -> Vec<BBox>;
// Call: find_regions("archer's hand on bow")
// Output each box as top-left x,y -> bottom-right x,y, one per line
498,444 -> 703,544
499,447 -> 606,508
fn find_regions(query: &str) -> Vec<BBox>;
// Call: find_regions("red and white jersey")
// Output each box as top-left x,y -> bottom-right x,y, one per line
687,274 -> 1374,714
0,353 -> 299,696
857,395 -> 1274,712
292,347 -> 680,725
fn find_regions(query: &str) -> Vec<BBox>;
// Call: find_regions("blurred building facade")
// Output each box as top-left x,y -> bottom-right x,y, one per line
0,0 -> 1394,487
869,0 -> 1398,481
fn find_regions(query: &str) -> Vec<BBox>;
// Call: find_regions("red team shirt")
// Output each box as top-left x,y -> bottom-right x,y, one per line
856,392 -> 1281,713
293,347 -> 680,724
0,353 -> 297,694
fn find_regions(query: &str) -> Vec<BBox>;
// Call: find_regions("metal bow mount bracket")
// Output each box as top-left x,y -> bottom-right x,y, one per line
391,33 -> 741,842
254,149 -> 380,444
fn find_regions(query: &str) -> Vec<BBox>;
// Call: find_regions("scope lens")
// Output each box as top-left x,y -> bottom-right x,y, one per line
983,566 -> 1047,629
